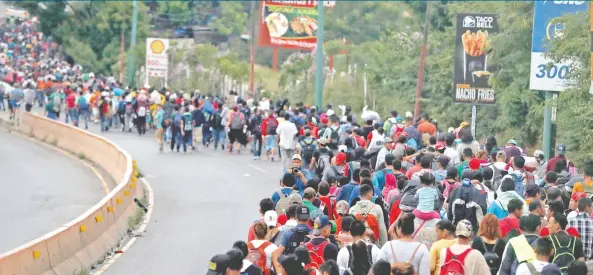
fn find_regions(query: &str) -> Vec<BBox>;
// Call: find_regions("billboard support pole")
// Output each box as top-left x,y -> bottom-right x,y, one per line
314,1 -> 325,109
414,2 -> 432,119
543,90 -> 553,161
127,0 -> 138,88
590,2 -> 593,95
471,104 -> 476,138
249,0 -> 256,97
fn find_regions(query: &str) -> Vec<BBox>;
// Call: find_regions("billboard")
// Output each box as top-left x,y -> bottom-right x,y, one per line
454,13 -> 499,104
258,1 -> 335,50
530,1 -> 588,92
145,38 -> 169,78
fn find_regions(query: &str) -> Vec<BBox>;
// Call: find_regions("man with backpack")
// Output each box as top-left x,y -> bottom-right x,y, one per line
336,219 -> 381,274
262,111 -> 279,162
227,105 -> 246,154
249,109 -> 264,160
514,238 -> 556,275
322,152 -> 347,183
303,215 -> 339,269
545,213 -> 585,273
271,173 -> 300,208
298,127 -> 317,169
272,205 -> 311,269
447,172 -> 487,229
349,184 -> 387,247
509,156 -> 536,197
498,215 -> 542,275
123,100 -> 134,132
372,154 -> 396,192
249,221 -> 279,275
77,90 -> 90,129
322,116 -> 341,153
438,219 -> 490,275
170,105 -> 183,152
211,107 -> 226,151
310,138 -> 334,179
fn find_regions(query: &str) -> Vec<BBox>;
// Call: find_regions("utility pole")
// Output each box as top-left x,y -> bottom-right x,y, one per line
127,0 -> 138,88
249,0 -> 256,97
314,1 -> 325,109
413,2 -> 432,119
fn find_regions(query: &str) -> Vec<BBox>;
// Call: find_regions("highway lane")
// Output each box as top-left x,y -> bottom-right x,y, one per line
0,130 -> 104,254
87,126 -> 283,274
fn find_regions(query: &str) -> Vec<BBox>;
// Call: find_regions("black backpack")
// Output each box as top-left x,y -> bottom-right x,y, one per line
328,127 -> 340,149
479,237 -> 501,274
285,228 -> 309,255
550,235 -> 576,273
345,244 -> 373,274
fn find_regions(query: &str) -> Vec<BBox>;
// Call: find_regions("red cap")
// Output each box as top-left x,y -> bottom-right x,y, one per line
469,158 -> 481,170
335,152 -> 347,165
321,117 -> 329,124
435,144 -> 445,151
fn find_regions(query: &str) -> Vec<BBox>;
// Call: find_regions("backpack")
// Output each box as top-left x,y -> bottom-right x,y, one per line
285,228 -> 309,255
510,173 -> 526,197
550,234 -> 576,273
331,166 -> 344,178
526,263 -> 541,275
173,113 -> 183,126
489,164 -> 506,192
137,106 -> 147,117
266,118 -> 278,134
346,244 -> 373,272
183,113 -> 193,131
275,190 -> 298,215
305,240 -> 329,269
478,238 -> 501,274
317,152 -> 331,176
354,208 -> 380,243
328,127 -> 340,149
246,242 -> 272,275
230,112 -> 245,130
78,96 -> 89,110
125,104 -> 134,115
451,186 -> 475,225
439,248 -> 473,275
389,241 -> 422,271
212,112 -> 223,128
52,94 -> 61,112
117,100 -> 125,113
382,173 -> 397,199
406,138 -> 418,150
346,161 -> 361,181
300,138 -> 316,164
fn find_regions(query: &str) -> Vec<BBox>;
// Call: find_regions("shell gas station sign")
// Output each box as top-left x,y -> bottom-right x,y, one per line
145,38 -> 169,78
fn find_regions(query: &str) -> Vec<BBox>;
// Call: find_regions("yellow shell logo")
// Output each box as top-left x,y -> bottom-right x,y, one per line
150,40 -> 165,54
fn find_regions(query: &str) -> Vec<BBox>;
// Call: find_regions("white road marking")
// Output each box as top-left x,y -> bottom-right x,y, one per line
248,164 -> 268,174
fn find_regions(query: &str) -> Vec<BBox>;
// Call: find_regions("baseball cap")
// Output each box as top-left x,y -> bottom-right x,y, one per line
335,152 -> 347,165
321,117 -> 329,124
318,137 -> 328,145
288,193 -> 302,205
264,210 -> 278,227
556,144 -> 566,155
225,250 -> 243,271
405,111 -> 413,118
438,155 -> 451,167
455,219 -> 473,238
525,183 -> 540,196
292,154 -> 302,161
435,144 -> 445,151
297,205 -> 310,220
469,158 -> 481,170
207,254 -> 230,275
384,137 -> 394,143
507,139 -> 517,145
338,145 -> 348,153
312,215 -> 331,235
303,187 -> 316,199
336,200 -> 349,215
540,264 -> 562,275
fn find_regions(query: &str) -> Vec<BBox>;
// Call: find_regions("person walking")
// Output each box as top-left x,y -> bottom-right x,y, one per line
227,105 -> 246,154
277,113 -> 298,170
154,103 -> 167,152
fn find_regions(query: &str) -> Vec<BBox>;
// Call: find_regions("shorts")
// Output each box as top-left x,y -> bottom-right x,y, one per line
229,129 -> 246,145
265,135 -> 277,151
9,100 -> 19,108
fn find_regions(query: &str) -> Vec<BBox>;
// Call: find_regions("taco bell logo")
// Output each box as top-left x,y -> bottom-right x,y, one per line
544,0 -> 586,4
463,16 -> 475,28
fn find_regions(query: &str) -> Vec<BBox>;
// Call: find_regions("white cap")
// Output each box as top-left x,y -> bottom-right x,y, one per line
405,111 -> 413,118
89,72 -> 95,78
326,109 -> 335,116
338,145 -> 348,153
264,210 -> 278,227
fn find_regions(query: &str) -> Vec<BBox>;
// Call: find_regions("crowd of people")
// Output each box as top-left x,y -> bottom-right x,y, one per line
3,12 -> 593,275
204,101 -> 593,275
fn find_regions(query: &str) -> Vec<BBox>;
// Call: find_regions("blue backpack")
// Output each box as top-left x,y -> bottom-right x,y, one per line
78,97 -> 89,110
510,173 -> 526,197
173,113 -> 183,126
406,138 -> 419,150
118,100 -> 125,113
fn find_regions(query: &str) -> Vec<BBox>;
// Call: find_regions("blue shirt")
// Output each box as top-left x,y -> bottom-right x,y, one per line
281,169 -> 312,194
281,224 -> 311,248
348,185 -> 381,206
271,187 -> 298,205
336,183 -> 356,202
487,201 -> 509,219
372,168 -> 393,192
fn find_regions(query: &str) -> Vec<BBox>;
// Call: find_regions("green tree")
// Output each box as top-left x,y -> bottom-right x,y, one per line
209,2 -> 248,36
157,1 -> 191,27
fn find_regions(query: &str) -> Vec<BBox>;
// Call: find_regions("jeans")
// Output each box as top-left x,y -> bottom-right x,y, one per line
47,111 -> 56,120
280,147 -> 294,170
100,116 -> 109,132
202,126 -> 212,146
68,109 -> 78,126
165,126 -> 172,142
182,130 -> 192,152
0,98 -> 5,111
79,108 -> 89,129
112,114 -> 121,129
36,91 -> 44,107
252,135 -> 262,157
171,126 -> 181,151
212,128 -> 226,149
124,114 -> 133,131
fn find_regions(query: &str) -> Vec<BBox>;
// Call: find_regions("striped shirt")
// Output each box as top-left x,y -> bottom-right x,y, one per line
415,186 -> 438,212
568,212 -> 593,259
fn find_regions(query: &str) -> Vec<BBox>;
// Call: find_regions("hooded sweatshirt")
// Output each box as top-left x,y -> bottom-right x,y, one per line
349,200 -> 388,247
488,190 -> 528,219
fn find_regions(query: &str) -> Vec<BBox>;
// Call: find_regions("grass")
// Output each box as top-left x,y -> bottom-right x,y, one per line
77,152 -> 86,160
127,196 -> 148,230
74,268 -> 88,275
254,65 -> 282,95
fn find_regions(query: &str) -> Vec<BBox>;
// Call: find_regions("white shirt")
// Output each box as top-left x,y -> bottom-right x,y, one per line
279,219 -> 297,232
276,120 -> 298,150
249,240 -> 278,269
337,241 -> 382,274
515,260 -> 549,275
444,147 -> 461,166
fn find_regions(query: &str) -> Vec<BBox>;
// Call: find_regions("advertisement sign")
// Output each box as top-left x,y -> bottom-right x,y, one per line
258,1 -> 335,50
454,13 -> 499,104
530,1 -> 588,92
145,38 -> 169,78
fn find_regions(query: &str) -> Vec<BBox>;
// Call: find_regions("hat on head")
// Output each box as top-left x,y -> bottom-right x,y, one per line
507,139 -> 517,145
303,187 -> 316,199
321,117 -> 329,124
525,183 -> 540,196
288,193 -> 302,205
264,210 -> 278,227
438,155 -> 451,167
312,215 -> 330,235
297,205 -> 310,220
435,144 -> 445,151
556,144 -> 566,155
540,264 -> 562,275
469,158 -> 481,170
207,254 -> 230,275
395,116 -> 403,123
384,137 -> 394,143
405,111 -> 413,118
459,122 -> 469,128
336,200 -> 349,215
292,154 -> 302,161
335,152 -> 347,165
455,219 -> 473,237
318,137 -> 328,145
225,250 -> 244,271
338,145 -> 348,153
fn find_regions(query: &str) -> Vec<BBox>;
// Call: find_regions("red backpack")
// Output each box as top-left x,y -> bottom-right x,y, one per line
439,248 -> 472,275
305,240 -> 329,269
246,242 -> 272,275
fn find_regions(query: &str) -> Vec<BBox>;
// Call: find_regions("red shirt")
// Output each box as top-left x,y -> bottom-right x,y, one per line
354,135 -> 366,147
66,93 -> 76,109
540,227 -> 579,238
261,116 -> 278,136
499,216 -> 520,238
547,155 -> 567,173
405,165 -> 422,179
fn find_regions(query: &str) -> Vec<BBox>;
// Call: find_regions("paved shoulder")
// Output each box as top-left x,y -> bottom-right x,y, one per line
0,131 -> 104,253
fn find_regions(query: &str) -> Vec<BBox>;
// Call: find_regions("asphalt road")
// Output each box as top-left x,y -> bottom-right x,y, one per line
70,120 -> 284,274
0,129 -> 104,254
